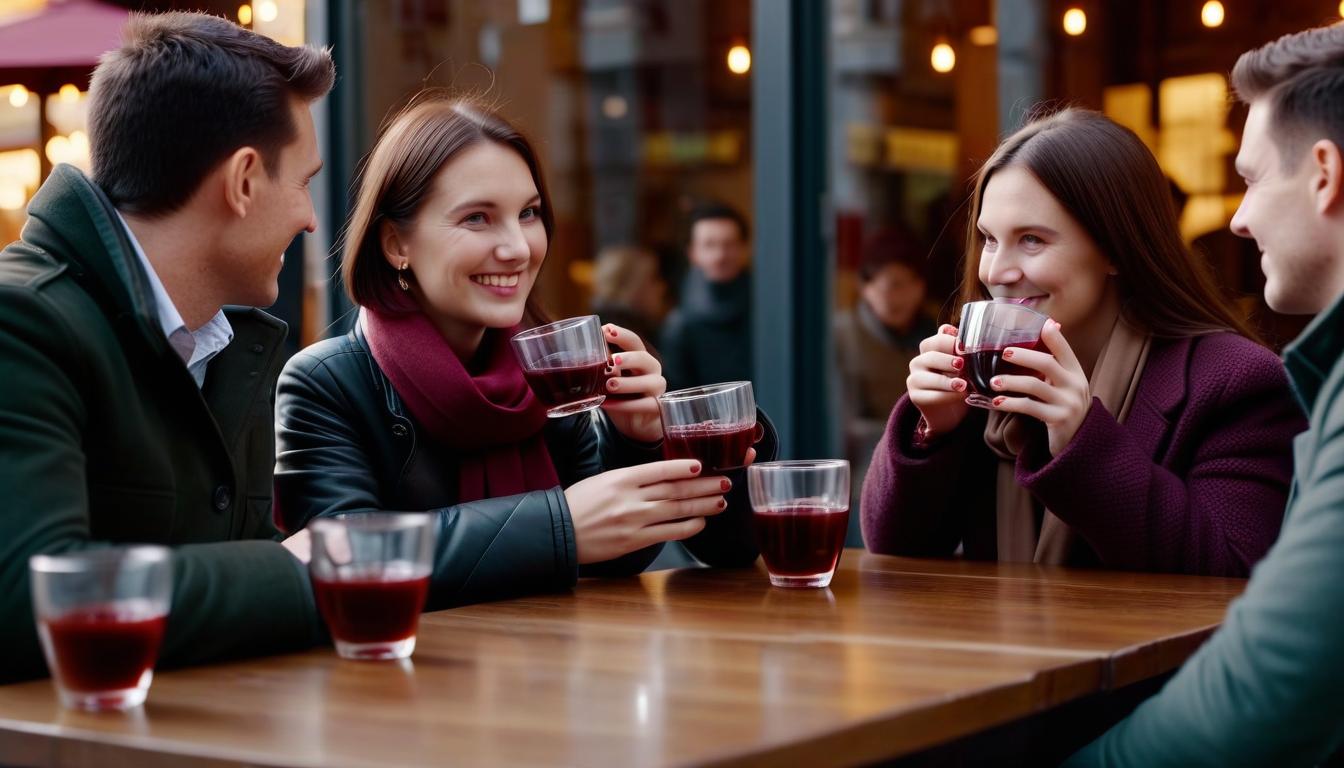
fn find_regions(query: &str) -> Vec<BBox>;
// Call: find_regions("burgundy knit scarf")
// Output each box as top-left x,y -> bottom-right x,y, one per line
361,307 -> 560,503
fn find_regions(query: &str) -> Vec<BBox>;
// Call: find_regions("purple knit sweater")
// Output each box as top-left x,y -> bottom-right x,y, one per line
860,332 -> 1305,576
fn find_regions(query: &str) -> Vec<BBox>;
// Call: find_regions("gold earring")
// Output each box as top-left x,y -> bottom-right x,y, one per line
397,259 -> 410,291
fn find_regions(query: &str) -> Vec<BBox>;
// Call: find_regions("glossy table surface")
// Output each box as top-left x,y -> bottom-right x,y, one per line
0,552 -> 1247,768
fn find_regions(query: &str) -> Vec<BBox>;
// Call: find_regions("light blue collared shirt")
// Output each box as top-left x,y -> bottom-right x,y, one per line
116,212 -> 234,388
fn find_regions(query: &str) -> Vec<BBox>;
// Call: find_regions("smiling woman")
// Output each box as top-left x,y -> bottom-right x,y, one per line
859,108 -> 1305,578
272,95 -> 774,617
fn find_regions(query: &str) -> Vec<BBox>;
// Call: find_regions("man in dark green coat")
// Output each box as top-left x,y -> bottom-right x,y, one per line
0,12 -> 334,681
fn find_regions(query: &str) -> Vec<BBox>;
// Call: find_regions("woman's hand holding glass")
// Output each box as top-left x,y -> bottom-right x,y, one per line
564,459 -> 729,563
599,323 -> 667,443
907,324 -> 972,437
985,319 -> 1091,455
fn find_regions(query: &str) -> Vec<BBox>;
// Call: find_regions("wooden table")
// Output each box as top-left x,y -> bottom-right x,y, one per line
0,552 -> 1246,768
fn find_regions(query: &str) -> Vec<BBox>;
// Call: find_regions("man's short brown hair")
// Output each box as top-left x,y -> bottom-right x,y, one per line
88,12 -> 334,216
1232,23 -> 1344,168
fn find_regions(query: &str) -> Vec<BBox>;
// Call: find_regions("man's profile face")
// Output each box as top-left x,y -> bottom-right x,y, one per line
688,218 -> 748,283
1231,100 -> 1343,315
225,97 -> 321,308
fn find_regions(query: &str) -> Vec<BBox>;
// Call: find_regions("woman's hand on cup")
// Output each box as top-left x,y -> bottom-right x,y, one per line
907,324 -> 972,436
599,323 -> 666,443
985,319 -> 1090,455
564,460 -> 729,564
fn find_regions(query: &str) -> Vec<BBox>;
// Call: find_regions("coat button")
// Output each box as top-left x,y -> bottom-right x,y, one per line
391,423 -> 408,437
213,486 -> 232,511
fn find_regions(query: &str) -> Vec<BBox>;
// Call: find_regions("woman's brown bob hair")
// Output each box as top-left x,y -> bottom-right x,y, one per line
341,95 -> 555,317
959,108 -> 1259,342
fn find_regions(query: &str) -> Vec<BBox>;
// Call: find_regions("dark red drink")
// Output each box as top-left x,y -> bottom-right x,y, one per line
960,338 -> 1041,398
313,570 -> 430,645
662,421 -> 756,471
41,607 -> 167,692
753,506 -> 849,578
523,358 -> 608,407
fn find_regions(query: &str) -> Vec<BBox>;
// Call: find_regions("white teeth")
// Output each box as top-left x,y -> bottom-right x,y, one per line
472,274 -> 520,288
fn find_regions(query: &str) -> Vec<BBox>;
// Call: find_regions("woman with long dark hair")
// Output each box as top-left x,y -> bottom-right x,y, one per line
861,108 -> 1303,576
275,96 -> 770,606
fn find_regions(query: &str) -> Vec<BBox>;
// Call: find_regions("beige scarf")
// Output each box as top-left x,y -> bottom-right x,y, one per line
983,314 -> 1152,565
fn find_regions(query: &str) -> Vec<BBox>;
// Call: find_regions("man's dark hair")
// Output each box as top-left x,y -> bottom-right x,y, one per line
1232,23 -> 1344,169
88,12 -> 335,216
686,201 -> 750,245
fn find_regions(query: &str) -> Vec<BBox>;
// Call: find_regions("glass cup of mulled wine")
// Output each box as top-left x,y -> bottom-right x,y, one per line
510,315 -> 610,418
308,513 -> 436,661
656,381 -> 762,472
746,460 -> 851,588
955,300 -> 1049,408
29,546 -> 173,711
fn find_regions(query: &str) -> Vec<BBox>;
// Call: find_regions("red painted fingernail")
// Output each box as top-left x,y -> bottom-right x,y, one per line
720,478 -> 732,491
951,357 -> 964,370
992,396 -> 1005,407
608,379 -> 619,389
613,355 -> 622,366
991,377 -> 1002,389
718,499 -> 727,509
1002,349 -> 1014,359
608,327 -> 618,336
690,464 -> 701,474
952,379 -> 966,392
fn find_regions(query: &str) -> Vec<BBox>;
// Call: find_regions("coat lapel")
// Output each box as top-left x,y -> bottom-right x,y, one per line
1122,336 -> 1192,464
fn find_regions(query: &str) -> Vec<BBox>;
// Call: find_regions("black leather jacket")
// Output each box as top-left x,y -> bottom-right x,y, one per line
274,323 -> 776,611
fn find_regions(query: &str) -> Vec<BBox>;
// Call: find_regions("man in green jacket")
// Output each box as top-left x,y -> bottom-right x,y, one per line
1066,23 -> 1344,767
0,12 -> 334,681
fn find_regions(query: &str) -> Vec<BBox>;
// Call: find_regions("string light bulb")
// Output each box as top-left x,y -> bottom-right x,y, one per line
8,85 -> 29,108
1201,1 -> 1225,28
931,40 -> 956,74
1063,8 -> 1087,36
238,4 -> 252,25
727,44 -> 751,75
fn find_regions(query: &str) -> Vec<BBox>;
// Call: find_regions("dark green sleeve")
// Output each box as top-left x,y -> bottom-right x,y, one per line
1065,370 -> 1344,767
0,287 -> 320,683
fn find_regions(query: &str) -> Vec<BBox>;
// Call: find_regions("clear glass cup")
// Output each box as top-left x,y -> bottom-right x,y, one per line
747,460 -> 850,588
510,315 -> 610,418
955,300 -> 1049,408
308,513 -> 436,661
29,546 -> 173,711
657,381 -> 762,472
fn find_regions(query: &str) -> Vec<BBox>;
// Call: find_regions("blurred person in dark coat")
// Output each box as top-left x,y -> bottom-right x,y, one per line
660,202 -> 752,391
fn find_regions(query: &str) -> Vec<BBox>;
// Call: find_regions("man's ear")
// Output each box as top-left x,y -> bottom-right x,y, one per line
220,147 -> 264,219
1311,139 -> 1344,216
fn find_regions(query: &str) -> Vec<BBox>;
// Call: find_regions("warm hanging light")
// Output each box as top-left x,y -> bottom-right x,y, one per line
931,40 -> 956,73
238,4 -> 253,25
255,0 -> 278,23
1338,0 -> 1343,17
1201,0 -> 1225,28
8,85 -> 29,108
969,25 -> 998,46
1063,8 -> 1087,36
727,44 -> 751,75
58,84 -> 79,102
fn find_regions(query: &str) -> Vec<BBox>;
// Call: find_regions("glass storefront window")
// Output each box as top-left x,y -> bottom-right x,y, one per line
339,0 -> 753,338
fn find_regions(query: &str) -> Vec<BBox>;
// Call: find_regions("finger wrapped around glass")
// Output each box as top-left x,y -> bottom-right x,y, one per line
747,460 -> 850,588
956,300 -> 1048,408
657,381 -> 762,472
29,546 -> 173,711
510,315 -> 610,418
309,513 -> 436,661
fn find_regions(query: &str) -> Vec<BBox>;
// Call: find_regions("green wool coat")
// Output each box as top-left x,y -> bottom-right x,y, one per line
0,164 -> 322,682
